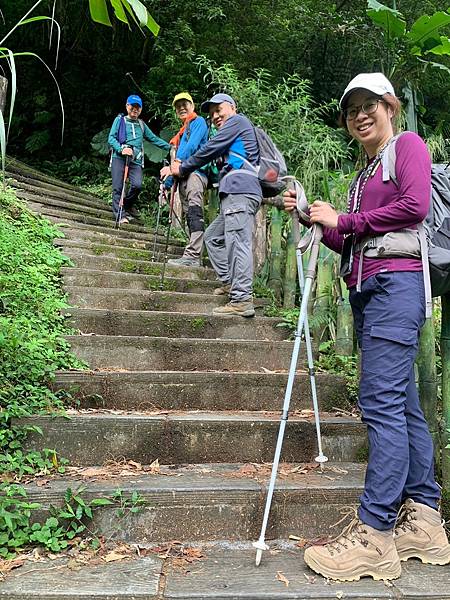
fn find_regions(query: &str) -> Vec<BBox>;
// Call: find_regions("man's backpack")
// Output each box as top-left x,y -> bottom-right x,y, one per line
229,126 -> 287,198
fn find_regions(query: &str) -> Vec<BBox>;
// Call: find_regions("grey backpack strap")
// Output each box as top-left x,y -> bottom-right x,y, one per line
381,133 -> 404,184
418,223 -> 432,319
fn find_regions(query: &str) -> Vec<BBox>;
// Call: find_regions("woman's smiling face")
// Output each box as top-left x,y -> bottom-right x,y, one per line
345,90 -> 394,157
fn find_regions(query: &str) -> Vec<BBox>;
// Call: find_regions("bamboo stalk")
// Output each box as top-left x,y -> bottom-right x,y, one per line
335,276 -> 354,355
283,219 -> 297,308
312,245 -> 333,344
268,207 -> 283,300
417,312 -> 439,448
207,188 -> 219,223
441,295 -> 450,489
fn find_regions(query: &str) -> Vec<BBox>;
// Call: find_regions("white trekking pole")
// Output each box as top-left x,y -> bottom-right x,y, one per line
253,179 -> 327,567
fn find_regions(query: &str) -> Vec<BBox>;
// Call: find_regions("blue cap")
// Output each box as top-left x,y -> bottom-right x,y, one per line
126,94 -> 142,107
201,93 -> 236,113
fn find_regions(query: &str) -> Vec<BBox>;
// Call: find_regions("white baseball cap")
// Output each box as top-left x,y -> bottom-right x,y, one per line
339,73 -> 396,109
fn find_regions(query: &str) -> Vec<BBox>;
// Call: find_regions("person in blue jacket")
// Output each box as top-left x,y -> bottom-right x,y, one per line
168,93 -> 262,317
160,92 -> 208,266
108,94 -> 170,225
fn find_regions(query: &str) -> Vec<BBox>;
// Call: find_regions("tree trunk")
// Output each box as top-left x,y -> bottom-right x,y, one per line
253,204 -> 267,274
335,278 -> 354,355
268,208 -> 283,300
416,313 -> 439,448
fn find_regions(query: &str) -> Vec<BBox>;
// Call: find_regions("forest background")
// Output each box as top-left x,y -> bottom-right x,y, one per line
2,0 -> 449,187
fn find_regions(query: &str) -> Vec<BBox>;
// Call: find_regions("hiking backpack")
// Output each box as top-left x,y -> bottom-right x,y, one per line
110,113 -> 146,167
372,134 -> 450,318
229,126 -> 287,198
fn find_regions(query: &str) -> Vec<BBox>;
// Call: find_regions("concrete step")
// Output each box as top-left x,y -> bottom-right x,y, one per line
23,462 -> 365,542
55,237 -> 184,259
66,287 -> 228,312
46,214 -> 185,246
65,335 -> 297,371
65,308 -> 288,341
59,240 -> 179,263
56,226 -> 177,250
63,252 -> 216,279
15,185 -> 111,216
0,543 -> 446,599
20,413 -> 366,465
6,160 -> 95,196
61,268 -> 219,294
54,369 -> 347,412
29,203 -> 173,239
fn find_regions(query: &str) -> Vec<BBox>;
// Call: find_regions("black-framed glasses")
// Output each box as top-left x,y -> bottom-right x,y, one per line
344,99 -> 383,121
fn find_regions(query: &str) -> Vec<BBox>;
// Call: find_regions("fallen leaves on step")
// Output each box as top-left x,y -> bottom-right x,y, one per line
303,573 -> 316,584
150,541 -> 205,570
276,571 -> 289,587
0,558 -> 26,579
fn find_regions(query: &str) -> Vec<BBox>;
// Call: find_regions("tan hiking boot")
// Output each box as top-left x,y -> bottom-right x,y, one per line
213,284 -> 231,296
304,515 -> 401,582
394,499 -> 450,565
212,300 -> 255,318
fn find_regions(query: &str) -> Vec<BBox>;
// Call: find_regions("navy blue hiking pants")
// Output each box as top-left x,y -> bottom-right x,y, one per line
349,271 -> 440,531
111,157 -> 143,218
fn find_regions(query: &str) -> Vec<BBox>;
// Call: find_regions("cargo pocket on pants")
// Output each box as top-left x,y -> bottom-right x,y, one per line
224,206 -> 248,233
370,325 -> 418,346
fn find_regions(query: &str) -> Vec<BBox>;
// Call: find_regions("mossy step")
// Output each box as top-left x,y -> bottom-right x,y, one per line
66,286 -> 227,312
54,238 -> 183,262
56,237 -> 184,258
19,413 -> 366,465
12,179 -> 108,211
54,369 -> 348,412
45,214 -> 185,246
64,253 -> 216,280
22,462 -> 365,542
20,191 -> 114,221
57,227 -> 180,250
64,308 -> 288,340
61,268 -> 218,294
65,334 -> 297,371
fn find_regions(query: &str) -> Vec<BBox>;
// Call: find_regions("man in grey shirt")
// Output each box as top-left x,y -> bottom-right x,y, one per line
168,93 -> 262,317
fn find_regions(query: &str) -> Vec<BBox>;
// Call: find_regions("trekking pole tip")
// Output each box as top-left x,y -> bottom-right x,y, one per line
315,454 -> 328,471
253,540 -> 269,566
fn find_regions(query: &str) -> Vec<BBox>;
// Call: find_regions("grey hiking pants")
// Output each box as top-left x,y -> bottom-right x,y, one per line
204,193 -> 262,303
111,157 -> 143,218
178,172 -> 207,259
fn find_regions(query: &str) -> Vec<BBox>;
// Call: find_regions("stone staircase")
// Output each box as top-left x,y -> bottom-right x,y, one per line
2,163 -> 447,599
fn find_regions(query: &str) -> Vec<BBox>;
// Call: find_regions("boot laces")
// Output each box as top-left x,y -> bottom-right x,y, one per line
395,503 -> 417,534
326,513 -> 369,555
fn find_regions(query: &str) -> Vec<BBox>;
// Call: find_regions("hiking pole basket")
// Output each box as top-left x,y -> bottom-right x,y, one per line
253,179 -> 327,567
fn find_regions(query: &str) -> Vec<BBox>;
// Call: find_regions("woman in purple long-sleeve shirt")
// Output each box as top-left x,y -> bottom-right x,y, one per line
286,73 -> 450,582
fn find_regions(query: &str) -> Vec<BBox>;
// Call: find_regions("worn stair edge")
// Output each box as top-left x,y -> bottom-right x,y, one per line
54,369 -> 347,412
29,203 -> 175,238
6,159 -> 98,195
19,413 -> 367,465
64,308 -> 289,341
56,227 -> 179,249
64,334 -> 298,371
55,237 -> 184,258
0,546 -> 446,599
23,462 -> 365,542
9,173 -> 107,204
66,287 -> 227,312
15,187 -> 113,217
64,254 -> 215,280
45,214 -> 185,245
60,268 -> 219,294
